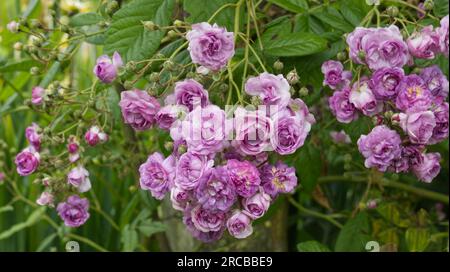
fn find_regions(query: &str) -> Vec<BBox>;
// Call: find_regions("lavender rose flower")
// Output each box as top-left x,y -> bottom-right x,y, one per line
242,191 -> 271,219
84,126 -> 108,146
429,102 -> 449,144
321,61 -> 352,89
369,67 -> 404,100
226,210 -> 253,239
195,167 -> 236,212
119,89 -> 160,130
398,110 -> 436,144
245,72 -> 291,109
436,15 -> 449,56
190,204 -> 227,232
350,78 -> 383,116
361,25 -> 410,70
139,152 -> 175,200
357,125 -> 402,172
413,152 -> 441,183
407,26 -> 440,59
225,159 -> 261,197
329,87 -> 359,123
395,74 -> 432,111
165,79 -> 209,111
25,123 -> 41,151
330,130 -> 352,144
93,51 -> 123,83
183,207 -> 225,243
31,86 -> 45,105
260,161 -> 297,197
170,185 -> 192,211
186,22 -> 235,71
420,65 -> 449,104
36,192 -> 54,207
346,27 -> 374,64
57,195 -> 90,228
390,144 -> 425,173
15,147 -> 40,176
175,152 -> 213,190
67,166 -> 92,193
156,105 -> 187,130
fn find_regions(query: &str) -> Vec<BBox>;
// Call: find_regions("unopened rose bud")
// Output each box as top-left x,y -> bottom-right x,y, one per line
412,67 -> 422,74
129,185 -> 137,192
273,60 -> 284,71
174,20 -> 183,27
251,95 -> 261,106
384,110 -> 394,119
357,50 -> 366,61
106,1 -> 119,14
391,113 -> 400,125
14,42 -> 23,51
167,30 -> 178,38
164,141 -> 174,151
286,69 -> 299,85
178,144 -> 187,155
123,80 -> 133,90
386,6 -> 399,17
424,0 -> 434,10
337,52 -> 347,61
126,61 -> 137,71
149,72 -> 160,82
299,87 -> 309,97
143,21 -> 158,31
30,66 -> 40,75
163,60 -> 175,70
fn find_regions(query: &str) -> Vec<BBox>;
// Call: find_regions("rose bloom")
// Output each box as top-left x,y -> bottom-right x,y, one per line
413,153 -> 441,183
226,210 -> 253,239
346,27 -> 374,64
36,192 -> 54,207
31,86 -> 45,105
407,26 -> 440,59
183,206 -> 225,243
67,166 -> 92,193
245,73 -> 291,109
119,89 -> 160,130
57,195 -> 90,228
15,147 -> 40,176
395,75 -> 432,112
260,161 -> 297,197
436,15 -> 449,56
369,67 -> 404,100
329,87 -> 359,123
186,22 -> 235,71
232,107 -> 273,155
389,144 -> 425,173
330,130 -> 351,144
175,152 -> 213,190
225,159 -> 261,198
357,125 -> 402,172
170,185 -> 192,211
93,51 -> 123,83
321,60 -> 352,89
429,102 -> 449,144
242,191 -> 271,219
165,79 -> 209,111
361,25 -> 410,70
195,167 -> 236,212
25,123 -> 41,151
139,152 -> 175,200
190,204 -> 227,232
84,126 -> 108,146
420,65 -> 449,104
399,110 -> 436,144
156,105 -> 187,130
349,78 -> 383,117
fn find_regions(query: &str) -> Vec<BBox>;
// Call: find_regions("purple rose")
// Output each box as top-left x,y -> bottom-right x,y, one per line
165,79 -> 209,111
389,144 -> 425,173
226,210 -> 253,239
413,152 -> 441,183
407,26 -> 440,59
156,105 -> 187,130
225,159 -> 261,197
57,195 -> 90,227
25,123 -> 41,151
36,192 -> 54,207
395,74 -> 432,111
67,166 -> 91,193
361,25 -> 410,70
190,204 -> 227,232
84,126 -> 108,146
175,152 -> 213,190
399,110 -> 436,144
260,161 -> 297,197
350,78 -> 383,116
232,107 -> 273,155
170,185 -> 192,211
370,67 -> 404,100
119,89 -> 160,131
357,125 -> 402,172
31,86 -> 45,105
419,65 -> 449,104
242,191 -> 271,219
436,15 -> 449,56
330,130 -> 351,144
93,51 -> 123,83
321,60 -> 352,89
329,87 -> 359,123
417,3 -> 426,19
186,22 -> 235,71
139,152 -> 175,200
195,167 -> 236,212
183,207 -> 225,243
245,72 -> 291,109
429,102 -> 449,144
346,27 -> 374,64
15,147 -> 40,176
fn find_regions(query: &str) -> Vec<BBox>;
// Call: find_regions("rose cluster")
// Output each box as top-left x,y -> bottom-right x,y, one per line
323,16 -> 449,183
128,23 -> 314,242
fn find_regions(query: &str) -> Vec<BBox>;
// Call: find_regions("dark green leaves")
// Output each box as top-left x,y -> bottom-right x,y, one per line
69,12 -> 103,27
184,0 -> 237,31
297,241 -> 331,252
0,59 -> 42,73
434,0 -> 449,17
267,0 -> 308,13
296,144 -> 322,193
335,212 -> 372,252
104,0 -> 175,63
264,32 -> 328,57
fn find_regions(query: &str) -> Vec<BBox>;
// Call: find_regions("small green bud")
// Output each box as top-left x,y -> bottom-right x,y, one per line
13,42 -> 23,51
129,185 -> 137,192
358,50 -> 366,61
143,21 -> 158,31
212,73 -> 221,81
126,61 -> 137,71
290,87 -> 296,96
286,69 -> 299,85
164,141 -> 174,151
384,110 -> 394,120
178,144 -> 187,155
337,52 -> 347,62
123,80 -> 134,90
251,96 -> 261,106
106,1 -> 119,14
174,20 -> 184,27
412,67 -> 422,74
386,6 -> 399,17
149,72 -> 160,82
424,0 -> 434,10
167,30 -> 178,38
163,60 -> 175,70
273,60 -> 284,71
299,87 -> 309,97
30,66 -> 40,75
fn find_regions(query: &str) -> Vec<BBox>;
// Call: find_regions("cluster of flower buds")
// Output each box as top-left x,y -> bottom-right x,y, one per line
323,15 -> 449,183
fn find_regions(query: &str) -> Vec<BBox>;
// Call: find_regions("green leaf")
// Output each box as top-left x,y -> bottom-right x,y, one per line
104,0 -> 175,63
36,233 -> 58,252
0,207 -> 46,240
312,6 -> 354,33
0,205 -> 14,214
297,241 -> 331,252
69,12 -> 103,27
294,14 -> 325,34
434,0 -> 449,17
184,0 -> 237,31
339,0 -> 371,27
267,0 -> 308,13
295,144 -> 322,193
138,220 -> 167,237
335,212 -> 372,252
264,32 -> 328,57
0,59 -> 42,73
121,224 -> 139,252
405,228 -> 430,252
